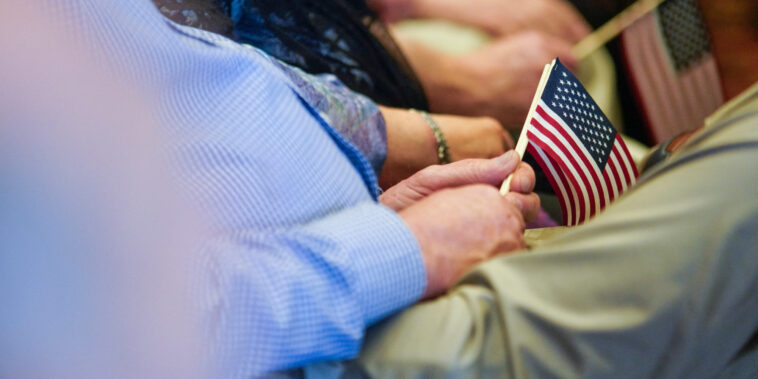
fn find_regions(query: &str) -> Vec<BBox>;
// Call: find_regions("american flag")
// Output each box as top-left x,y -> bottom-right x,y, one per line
621,0 -> 723,143
526,60 -> 638,226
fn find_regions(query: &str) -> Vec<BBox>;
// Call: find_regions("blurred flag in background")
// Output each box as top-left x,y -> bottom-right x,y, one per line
620,0 -> 723,143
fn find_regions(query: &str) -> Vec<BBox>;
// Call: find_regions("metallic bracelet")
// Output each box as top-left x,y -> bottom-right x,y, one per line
410,109 -> 451,164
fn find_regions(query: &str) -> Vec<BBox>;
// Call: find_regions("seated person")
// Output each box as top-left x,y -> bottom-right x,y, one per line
328,81 -> 758,377
17,1 -> 536,377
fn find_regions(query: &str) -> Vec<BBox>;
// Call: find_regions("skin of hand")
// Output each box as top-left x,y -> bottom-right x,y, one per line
380,150 -> 539,221
398,32 -> 577,131
385,152 -> 538,298
369,0 -> 590,44
397,183 -> 528,299
378,106 -> 513,188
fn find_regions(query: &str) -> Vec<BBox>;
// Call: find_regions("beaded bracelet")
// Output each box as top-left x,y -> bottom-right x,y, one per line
410,109 -> 451,164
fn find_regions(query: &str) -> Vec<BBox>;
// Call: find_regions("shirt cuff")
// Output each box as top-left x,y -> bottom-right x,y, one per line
304,201 -> 426,326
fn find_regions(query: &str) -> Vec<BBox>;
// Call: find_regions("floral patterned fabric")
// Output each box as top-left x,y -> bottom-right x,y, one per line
267,55 -> 388,177
218,0 -> 429,110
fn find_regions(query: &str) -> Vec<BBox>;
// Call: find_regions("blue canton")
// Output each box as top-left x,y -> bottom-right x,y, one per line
658,0 -> 711,72
541,61 -> 617,169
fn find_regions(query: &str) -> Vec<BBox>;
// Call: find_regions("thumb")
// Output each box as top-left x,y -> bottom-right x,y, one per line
380,151 -> 521,211
412,150 -> 520,192
456,150 -> 520,187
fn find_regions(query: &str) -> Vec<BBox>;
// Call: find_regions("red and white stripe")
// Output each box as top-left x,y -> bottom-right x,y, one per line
528,144 -> 577,225
621,11 -> 723,143
528,100 -> 638,226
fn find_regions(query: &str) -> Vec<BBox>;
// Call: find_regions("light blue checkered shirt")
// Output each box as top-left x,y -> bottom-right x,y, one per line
41,1 -> 426,377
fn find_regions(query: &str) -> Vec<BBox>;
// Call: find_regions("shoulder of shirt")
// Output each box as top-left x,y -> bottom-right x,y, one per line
706,82 -> 758,128
164,19 -> 304,95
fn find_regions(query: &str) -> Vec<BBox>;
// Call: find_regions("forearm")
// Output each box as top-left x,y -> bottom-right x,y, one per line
397,32 -> 578,130
378,105 -> 438,187
204,202 -> 425,377
378,103 -> 511,188
367,0 -> 478,24
408,0 -> 590,42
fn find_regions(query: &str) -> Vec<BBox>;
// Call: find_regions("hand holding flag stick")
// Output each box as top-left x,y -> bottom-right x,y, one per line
499,63 -> 551,196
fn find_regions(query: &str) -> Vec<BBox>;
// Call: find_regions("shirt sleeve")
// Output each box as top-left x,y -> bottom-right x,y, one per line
201,201 -> 426,377
270,59 -> 388,177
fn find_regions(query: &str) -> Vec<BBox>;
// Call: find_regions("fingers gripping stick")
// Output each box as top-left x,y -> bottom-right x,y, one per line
500,63 -> 552,196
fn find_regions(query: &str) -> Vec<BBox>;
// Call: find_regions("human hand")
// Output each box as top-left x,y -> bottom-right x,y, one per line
500,0 -> 591,43
399,184 -> 527,298
409,0 -> 590,44
467,0 -> 589,43
444,31 -> 578,130
381,151 -> 539,222
438,113 -> 513,161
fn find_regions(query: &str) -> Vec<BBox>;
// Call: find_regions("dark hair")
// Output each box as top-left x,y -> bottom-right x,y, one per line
153,0 -> 428,110
153,0 -> 234,37
225,0 -> 429,110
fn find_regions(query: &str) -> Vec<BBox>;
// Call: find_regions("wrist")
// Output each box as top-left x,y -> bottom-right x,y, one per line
377,106 -> 439,188
410,109 -> 450,164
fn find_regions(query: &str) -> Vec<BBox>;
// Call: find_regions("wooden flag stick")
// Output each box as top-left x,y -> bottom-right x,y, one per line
500,62 -> 553,196
572,0 -> 665,61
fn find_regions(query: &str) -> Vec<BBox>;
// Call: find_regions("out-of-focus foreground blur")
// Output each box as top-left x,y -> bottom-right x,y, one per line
0,2 -> 203,378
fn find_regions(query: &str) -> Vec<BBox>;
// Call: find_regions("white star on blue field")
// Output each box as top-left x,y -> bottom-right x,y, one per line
541,60 -> 617,169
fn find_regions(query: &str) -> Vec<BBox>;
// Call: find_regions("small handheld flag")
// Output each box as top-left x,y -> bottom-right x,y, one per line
501,59 -> 638,226
621,0 -> 723,143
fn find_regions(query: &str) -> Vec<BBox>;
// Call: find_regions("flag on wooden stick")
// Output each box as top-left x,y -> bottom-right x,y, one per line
502,59 -> 638,226
621,0 -> 723,143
